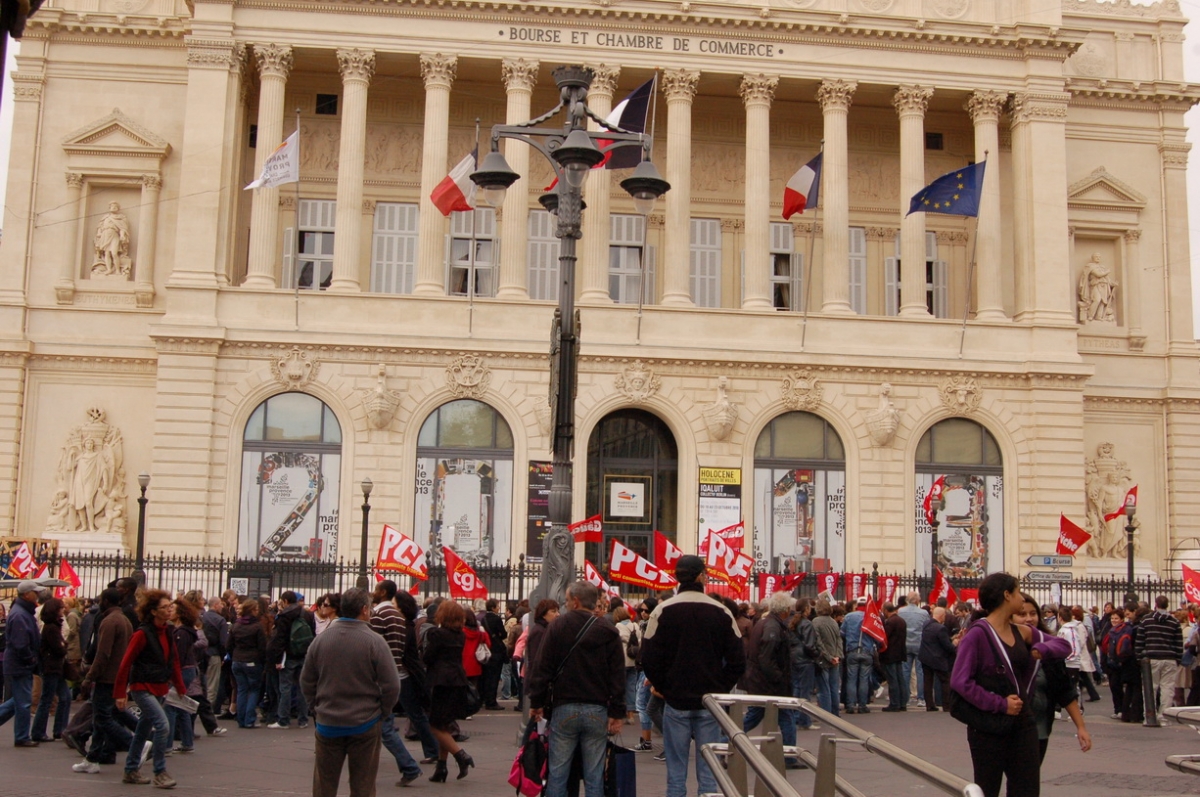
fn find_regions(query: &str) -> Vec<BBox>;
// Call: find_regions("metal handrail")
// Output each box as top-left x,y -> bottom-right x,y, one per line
701,693 -> 984,797
1163,707 -> 1200,776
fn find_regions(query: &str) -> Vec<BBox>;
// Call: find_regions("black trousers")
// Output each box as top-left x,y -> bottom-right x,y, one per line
480,657 -> 504,707
967,718 -> 1040,797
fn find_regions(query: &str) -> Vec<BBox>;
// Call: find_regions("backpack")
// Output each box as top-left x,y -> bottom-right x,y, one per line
508,719 -> 548,797
289,616 -> 314,658
625,627 -> 640,662
1109,624 -> 1135,666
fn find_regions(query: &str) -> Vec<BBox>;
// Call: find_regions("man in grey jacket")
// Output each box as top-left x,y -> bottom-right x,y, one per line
897,592 -> 929,708
301,588 -> 401,797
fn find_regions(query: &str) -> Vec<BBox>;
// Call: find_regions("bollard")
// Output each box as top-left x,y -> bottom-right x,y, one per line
1142,658 -> 1161,727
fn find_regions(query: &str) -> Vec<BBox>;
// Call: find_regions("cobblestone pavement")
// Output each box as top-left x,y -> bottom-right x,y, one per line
3,695 -> 1200,796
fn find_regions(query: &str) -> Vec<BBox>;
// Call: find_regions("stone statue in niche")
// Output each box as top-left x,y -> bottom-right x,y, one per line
865,382 -> 901,447
91,202 -> 132,278
1077,252 -> 1117,325
704,376 -> 738,442
1084,442 -> 1137,559
46,407 -> 128,534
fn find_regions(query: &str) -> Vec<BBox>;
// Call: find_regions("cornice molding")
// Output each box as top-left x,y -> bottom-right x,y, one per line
1066,77 -> 1200,110
1062,0 -> 1184,20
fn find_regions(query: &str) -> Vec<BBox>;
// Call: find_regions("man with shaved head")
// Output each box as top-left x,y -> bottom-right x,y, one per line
918,606 -> 956,711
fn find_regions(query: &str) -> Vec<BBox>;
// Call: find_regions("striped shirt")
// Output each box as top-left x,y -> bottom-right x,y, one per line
1136,610 -> 1183,662
370,602 -> 408,677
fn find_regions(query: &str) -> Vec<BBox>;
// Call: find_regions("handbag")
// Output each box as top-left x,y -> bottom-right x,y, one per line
947,622 -> 1033,736
475,639 -> 492,664
463,681 -> 482,717
63,659 -> 81,682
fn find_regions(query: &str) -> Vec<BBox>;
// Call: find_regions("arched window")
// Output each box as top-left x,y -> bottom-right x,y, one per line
239,393 -> 342,561
414,400 -> 514,567
916,418 -> 1004,577
753,412 -> 846,573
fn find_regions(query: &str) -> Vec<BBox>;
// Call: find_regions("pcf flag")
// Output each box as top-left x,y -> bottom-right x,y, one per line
443,547 -> 488,601
569,514 -> 604,544
584,559 -> 620,599
5,541 -> 34,578
245,130 -> 300,190
782,152 -> 821,220
653,531 -> 683,574
1104,485 -> 1138,523
1183,564 -> 1200,605
430,149 -> 477,216
377,524 -> 429,581
1057,514 -> 1091,557
907,160 -> 986,217
609,540 -> 677,591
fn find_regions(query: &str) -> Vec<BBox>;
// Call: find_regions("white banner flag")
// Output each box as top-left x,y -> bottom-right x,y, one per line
245,130 -> 300,190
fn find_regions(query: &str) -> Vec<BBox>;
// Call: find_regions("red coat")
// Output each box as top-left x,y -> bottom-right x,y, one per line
461,626 -> 489,678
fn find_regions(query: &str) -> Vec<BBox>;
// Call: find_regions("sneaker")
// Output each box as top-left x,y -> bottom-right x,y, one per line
298,720 -> 309,729
171,746 -> 193,754
873,685 -> 887,700
267,722 -> 289,729
63,732 -> 86,755
398,772 -> 420,787
653,752 -> 667,762
72,759 -> 101,774
139,741 -> 154,768
208,727 -> 228,736
916,700 -> 926,708
153,770 -> 177,789
123,769 -> 151,785
634,739 -> 653,752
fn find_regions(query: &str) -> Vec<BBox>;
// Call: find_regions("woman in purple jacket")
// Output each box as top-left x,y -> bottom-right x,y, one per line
949,572 -> 1069,797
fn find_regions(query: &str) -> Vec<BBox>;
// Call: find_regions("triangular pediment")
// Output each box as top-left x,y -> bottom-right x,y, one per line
62,108 -> 170,160
1067,167 -> 1146,211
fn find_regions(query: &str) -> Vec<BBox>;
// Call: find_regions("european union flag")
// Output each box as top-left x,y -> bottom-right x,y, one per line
907,161 -> 986,217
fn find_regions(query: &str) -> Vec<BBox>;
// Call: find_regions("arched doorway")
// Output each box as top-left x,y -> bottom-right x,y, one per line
916,418 -> 1004,577
585,409 -> 678,561
238,392 -> 342,562
752,411 -> 846,574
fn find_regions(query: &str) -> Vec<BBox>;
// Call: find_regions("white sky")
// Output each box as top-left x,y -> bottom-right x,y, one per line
2,10 -> 1200,330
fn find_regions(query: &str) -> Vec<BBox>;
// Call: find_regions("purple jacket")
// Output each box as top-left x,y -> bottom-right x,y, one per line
949,620 -> 1070,715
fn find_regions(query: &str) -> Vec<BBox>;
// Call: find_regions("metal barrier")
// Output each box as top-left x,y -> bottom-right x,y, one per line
700,694 -> 983,797
1163,707 -> 1200,776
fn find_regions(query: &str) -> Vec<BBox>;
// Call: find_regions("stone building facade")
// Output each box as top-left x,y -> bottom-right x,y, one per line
2,0 -> 1198,580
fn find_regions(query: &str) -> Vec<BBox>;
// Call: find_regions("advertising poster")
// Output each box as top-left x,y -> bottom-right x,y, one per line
603,475 -> 651,524
239,451 -> 340,562
414,457 -> 512,567
698,467 -> 742,545
753,468 -> 845,573
915,473 -> 1003,578
525,461 -> 553,562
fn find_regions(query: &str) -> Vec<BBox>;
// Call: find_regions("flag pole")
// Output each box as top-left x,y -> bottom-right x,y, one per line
468,118 -> 480,337
635,75 -> 659,345
799,141 -> 824,352
293,109 -> 302,332
956,152 -> 986,359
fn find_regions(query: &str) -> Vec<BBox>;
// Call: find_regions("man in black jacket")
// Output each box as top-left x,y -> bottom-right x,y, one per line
918,607 -> 955,710
267,591 -> 316,729
642,556 -> 745,797
742,591 -> 801,767
479,598 -> 508,710
528,581 -> 624,797
880,603 -> 907,711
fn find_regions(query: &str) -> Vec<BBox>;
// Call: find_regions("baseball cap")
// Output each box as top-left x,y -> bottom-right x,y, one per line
17,579 -> 38,595
674,555 -> 705,584
856,596 -> 868,606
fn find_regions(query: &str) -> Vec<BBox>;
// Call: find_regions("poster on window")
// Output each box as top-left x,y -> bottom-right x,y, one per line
753,469 -> 845,575
239,451 -> 341,562
698,468 -> 742,546
525,461 -> 553,562
603,475 -> 651,524
914,473 -> 1003,578
415,457 -> 512,567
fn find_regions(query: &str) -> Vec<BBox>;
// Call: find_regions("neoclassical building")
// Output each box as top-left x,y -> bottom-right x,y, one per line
2,0 -> 1198,581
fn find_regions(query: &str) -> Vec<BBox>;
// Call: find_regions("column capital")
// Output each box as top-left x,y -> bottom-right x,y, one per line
965,89 -> 1006,124
893,85 -> 933,116
1159,141 -> 1190,170
502,58 -> 539,93
740,73 -> 778,107
337,48 -> 376,85
254,43 -> 293,80
65,172 -> 84,189
1010,92 -> 1068,125
585,64 -> 621,98
140,174 -> 163,191
186,38 -> 245,72
816,79 -> 856,112
1124,228 -> 1142,242
662,69 -> 700,102
420,53 -> 457,90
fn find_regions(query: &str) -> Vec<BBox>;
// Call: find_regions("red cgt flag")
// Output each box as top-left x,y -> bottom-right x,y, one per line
56,557 -> 82,599
376,524 -> 429,581
929,567 -> 958,606
862,595 -> 888,651
877,574 -> 900,604
654,531 -> 683,574
845,572 -> 870,602
442,547 -> 488,601
609,540 -> 677,591
923,476 -> 946,527
569,514 -> 604,544
1183,564 -> 1200,605
760,572 -> 807,598
1057,514 -> 1091,557
1104,486 -> 1138,523
817,572 -> 840,597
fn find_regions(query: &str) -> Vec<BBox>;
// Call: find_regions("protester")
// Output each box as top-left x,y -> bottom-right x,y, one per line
841,596 -> 878,714
742,591 -> 801,767
1016,593 -> 1091,762
787,597 -> 819,730
1057,606 -> 1102,703
918,607 -> 955,711
0,580 -> 42,746
613,605 -> 640,724
1137,595 -> 1184,724
479,598 -> 508,710
74,587 -> 134,773
165,597 -> 203,754
31,597 -> 72,742
881,602 -> 907,712
634,597 -> 659,749
228,599 -> 267,729
368,580 -> 421,787
898,592 -> 930,708
200,597 -> 228,711
811,600 -> 843,716
394,590 -> 439,765
313,593 -> 339,636
267,590 -> 314,730
421,600 -> 475,781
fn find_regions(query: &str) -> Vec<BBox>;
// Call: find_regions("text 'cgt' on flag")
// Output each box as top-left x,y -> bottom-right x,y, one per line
907,160 -> 986,218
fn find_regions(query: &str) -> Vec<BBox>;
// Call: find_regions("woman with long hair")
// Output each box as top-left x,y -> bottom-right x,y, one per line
228,599 -> 267,729
31,598 -> 71,742
1014,593 -> 1091,763
166,597 -> 203,753
421,600 -> 474,782
949,572 -> 1069,797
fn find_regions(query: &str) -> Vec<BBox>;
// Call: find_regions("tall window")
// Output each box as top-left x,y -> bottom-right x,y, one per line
447,208 -> 496,298
609,214 -> 655,304
284,199 -> 336,290
528,209 -> 561,301
690,218 -> 722,308
371,202 -> 418,294
885,232 -> 947,317
849,227 -> 867,314
769,222 -> 802,311
239,393 -> 342,562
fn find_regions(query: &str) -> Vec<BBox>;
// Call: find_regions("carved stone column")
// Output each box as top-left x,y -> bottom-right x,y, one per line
414,54 -> 457,296
1160,140 -> 1195,353
497,58 -> 539,300
135,174 -> 161,308
661,69 -> 700,307
579,65 -> 619,304
741,73 -> 778,311
1123,229 -> 1145,349
328,48 -> 374,293
817,79 -> 856,314
55,172 -> 85,304
895,85 -> 933,317
244,44 -> 293,289
967,90 -> 1007,321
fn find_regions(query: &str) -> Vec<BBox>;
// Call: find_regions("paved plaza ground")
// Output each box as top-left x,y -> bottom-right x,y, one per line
3,693 -> 1200,796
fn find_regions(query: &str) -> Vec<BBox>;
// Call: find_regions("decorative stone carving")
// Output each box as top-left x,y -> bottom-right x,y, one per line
271,347 -> 320,388
501,58 -> 539,92
781,369 -> 823,411
534,396 -> 552,438
46,407 -> 128,535
817,79 -> 857,113
966,90 -> 1006,123
91,202 -> 132,278
703,376 -> 738,441
1070,41 -> 1111,78
615,362 -> 661,404
419,53 -> 457,90
1084,442 -> 1138,559
446,354 -> 491,398
930,0 -> 969,18
893,85 -> 934,116
662,69 -> 700,102
66,172 -> 85,189
337,48 -> 376,84
359,364 -> 401,430
255,43 -> 293,80
1077,252 -> 1117,324
857,0 -> 895,12
938,376 -> 981,416
865,382 -> 901,447
739,73 -> 779,106
586,65 -> 621,97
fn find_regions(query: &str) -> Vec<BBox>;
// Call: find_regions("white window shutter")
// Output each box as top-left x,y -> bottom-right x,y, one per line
689,218 -> 721,308
885,257 -> 900,316
790,252 -> 804,312
849,227 -> 867,315
933,259 -> 949,318
371,203 -> 418,294
644,244 -> 657,304
925,231 -> 939,261
527,210 -> 559,302
282,227 -> 295,289
770,222 -> 794,253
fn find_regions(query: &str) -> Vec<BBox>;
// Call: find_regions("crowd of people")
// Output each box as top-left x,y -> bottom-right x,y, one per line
0,565 -> 1194,797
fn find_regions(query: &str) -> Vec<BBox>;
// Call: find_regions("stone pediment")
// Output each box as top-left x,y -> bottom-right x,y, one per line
1067,167 -> 1146,212
62,108 -> 170,162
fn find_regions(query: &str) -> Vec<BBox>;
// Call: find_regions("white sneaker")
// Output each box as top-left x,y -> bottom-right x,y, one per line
72,759 -> 101,774
140,741 -> 154,768
873,685 -> 886,700
267,722 -> 287,729
916,700 -> 926,708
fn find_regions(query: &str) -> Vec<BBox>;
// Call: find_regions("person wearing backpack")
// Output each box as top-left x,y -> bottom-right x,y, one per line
267,591 -> 316,729
1105,608 -> 1139,721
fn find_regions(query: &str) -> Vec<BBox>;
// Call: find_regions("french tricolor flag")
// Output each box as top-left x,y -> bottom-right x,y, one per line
782,152 -> 822,220
600,76 -> 656,170
430,148 -> 477,217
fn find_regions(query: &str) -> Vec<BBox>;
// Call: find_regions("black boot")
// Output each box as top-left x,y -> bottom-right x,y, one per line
453,749 -> 474,780
429,760 -> 448,783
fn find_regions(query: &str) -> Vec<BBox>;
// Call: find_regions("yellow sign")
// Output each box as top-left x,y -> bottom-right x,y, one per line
699,468 -> 741,486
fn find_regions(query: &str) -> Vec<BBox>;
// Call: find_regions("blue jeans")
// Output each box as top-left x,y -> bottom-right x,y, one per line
87,682 -> 133,763
0,673 -> 34,743
885,661 -> 906,709
624,669 -> 640,714
32,672 -> 71,739
663,704 -> 723,797
904,653 -> 923,703
399,676 -> 438,760
232,661 -> 263,728
167,667 -> 197,749
636,673 -> 654,731
380,713 -> 421,779
126,690 -> 170,774
743,704 -> 797,761
546,703 -> 609,797
846,650 -> 873,710
815,666 -> 840,717
791,662 -> 816,729
276,657 -> 307,726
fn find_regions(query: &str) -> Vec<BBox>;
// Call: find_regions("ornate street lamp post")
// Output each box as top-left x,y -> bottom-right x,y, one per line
471,66 -> 669,604
357,476 -> 373,589
133,471 -> 150,584
1124,491 -> 1137,602
930,493 -> 946,577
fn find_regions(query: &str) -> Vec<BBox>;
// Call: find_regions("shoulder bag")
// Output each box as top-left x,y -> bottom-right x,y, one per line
947,622 -> 1036,736
544,615 -> 598,719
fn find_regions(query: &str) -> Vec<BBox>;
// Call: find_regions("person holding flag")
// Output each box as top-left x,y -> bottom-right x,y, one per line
840,596 -> 878,714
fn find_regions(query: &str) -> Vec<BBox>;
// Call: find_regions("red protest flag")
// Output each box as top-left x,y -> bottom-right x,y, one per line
760,572 -> 806,598
1104,485 -> 1138,523
929,567 -> 958,606
1183,564 -> 1200,605
56,557 -> 82,599
654,531 -> 683,574
376,524 -> 429,581
584,559 -> 620,598
783,573 -> 806,591
703,530 -> 732,583
609,540 -> 677,591
1057,514 -> 1091,557
442,547 -> 488,601
862,596 -> 888,650
569,514 -> 603,544
877,574 -> 899,604
5,541 -> 34,578
923,476 -> 946,526
817,572 -> 840,597
844,572 -> 869,602
408,581 -> 421,596
715,521 -> 745,550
